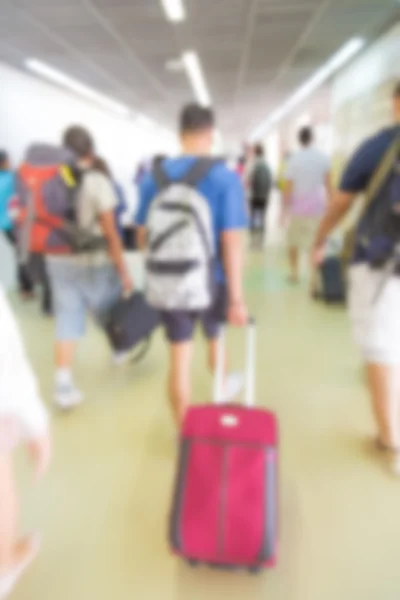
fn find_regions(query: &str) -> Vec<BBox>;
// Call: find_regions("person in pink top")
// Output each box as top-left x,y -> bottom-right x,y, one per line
0,287 -> 51,599
283,127 -> 332,294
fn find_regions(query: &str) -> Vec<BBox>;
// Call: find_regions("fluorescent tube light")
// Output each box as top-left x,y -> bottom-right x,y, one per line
182,51 -> 211,107
250,37 -> 365,140
161,0 -> 186,22
25,58 -> 131,118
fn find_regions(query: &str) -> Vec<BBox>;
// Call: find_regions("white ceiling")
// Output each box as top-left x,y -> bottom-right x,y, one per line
0,0 -> 398,144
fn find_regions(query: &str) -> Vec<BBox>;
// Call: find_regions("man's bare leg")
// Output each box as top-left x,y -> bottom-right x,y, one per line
55,340 -> 75,369
54,341 -> 82,410
366,362 -> 400,449
168,341 -> 193,426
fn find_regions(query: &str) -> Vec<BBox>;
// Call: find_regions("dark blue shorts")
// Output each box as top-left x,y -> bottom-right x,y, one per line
160,285 -> 227,343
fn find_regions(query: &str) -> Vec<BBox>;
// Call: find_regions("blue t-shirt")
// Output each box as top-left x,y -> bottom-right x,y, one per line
0,171 -> 15,231
340,127 -> 398,193
340,126 -> 399,263
136,157 -> 248,282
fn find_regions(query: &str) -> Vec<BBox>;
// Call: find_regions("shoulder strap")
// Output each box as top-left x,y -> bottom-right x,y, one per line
59,165 -> 78,188
361,131 -> 400,216
181,158 -> 221,188
153,158 -> 221,191
153,162 -> 170,190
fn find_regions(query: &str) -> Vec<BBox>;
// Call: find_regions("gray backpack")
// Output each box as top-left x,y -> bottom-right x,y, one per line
145,159 -> 219,311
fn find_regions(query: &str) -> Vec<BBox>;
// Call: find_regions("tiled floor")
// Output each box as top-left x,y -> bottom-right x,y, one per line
10,248 -> 400,600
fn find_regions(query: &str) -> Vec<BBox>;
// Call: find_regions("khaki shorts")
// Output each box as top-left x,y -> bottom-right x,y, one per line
348,264 -> 400,364
287,216 -> 319,251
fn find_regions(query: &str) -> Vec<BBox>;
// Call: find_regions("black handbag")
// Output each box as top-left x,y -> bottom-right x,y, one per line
104,292 -> 161,363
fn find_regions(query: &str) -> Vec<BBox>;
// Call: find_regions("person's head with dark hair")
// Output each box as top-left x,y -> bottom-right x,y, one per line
179,103 -> 215,155
63,126 -> 95,166
394,81 -> 400,121
92,156 -> 112,179
253,143 -> 264,158
0,150 -> 10,171
298,127 -> 313,147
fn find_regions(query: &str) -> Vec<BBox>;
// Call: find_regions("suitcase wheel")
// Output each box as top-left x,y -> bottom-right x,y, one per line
187,559 -> 199,568
208,563 -> 239,572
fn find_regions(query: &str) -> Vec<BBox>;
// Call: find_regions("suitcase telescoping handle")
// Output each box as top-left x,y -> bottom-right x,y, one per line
213,318 -> 256,408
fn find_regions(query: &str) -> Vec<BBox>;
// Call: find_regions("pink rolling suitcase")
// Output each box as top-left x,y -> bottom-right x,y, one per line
169,321 -> 278,572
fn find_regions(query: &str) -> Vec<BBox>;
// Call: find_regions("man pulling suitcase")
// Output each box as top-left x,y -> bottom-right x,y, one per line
136,103 -> 249,425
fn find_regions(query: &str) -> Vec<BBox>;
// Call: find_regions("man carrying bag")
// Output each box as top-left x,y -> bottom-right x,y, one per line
313,82 -> 400,473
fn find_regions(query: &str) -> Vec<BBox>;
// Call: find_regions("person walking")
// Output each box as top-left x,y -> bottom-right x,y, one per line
0,151 -> 34,299
136,103 -> 248,426
249,143 -> 272,248
283,127 -> 331,293
313,82 -> 400,473
46,126 -> 132,410
0,285 -> 51,599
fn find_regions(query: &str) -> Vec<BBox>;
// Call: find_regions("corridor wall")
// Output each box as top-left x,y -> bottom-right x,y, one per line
332,23 -> 400,170
0,61 -> 175,189
330,23 -> 400,229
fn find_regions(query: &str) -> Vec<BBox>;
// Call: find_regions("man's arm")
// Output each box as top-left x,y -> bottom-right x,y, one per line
135,174 -> 154,251
324,170 -> 334,206
220,171 -> 248,326
222,230 -> 245,305
99,211 -> 132,293
90,172 -> 132,293
136,225 -> 147,250
313,136 -> 377,258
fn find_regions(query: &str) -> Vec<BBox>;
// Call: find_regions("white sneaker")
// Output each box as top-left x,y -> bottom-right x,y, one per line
0,534 -> 41,600
219,372 -> 244,404
54,383 -> 83,410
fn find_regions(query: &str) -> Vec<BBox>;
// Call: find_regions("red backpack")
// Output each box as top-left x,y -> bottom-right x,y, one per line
16,144 -> 105,259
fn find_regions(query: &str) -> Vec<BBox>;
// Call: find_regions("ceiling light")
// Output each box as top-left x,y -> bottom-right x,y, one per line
182,51 -> 211,107
25,58 -> 131,118
250,37 -> 365,140
161,0 -> 186,22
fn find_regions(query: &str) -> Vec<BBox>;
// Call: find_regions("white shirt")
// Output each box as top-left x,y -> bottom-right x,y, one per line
286,147 -> 330,216
0,289 -> 48,439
